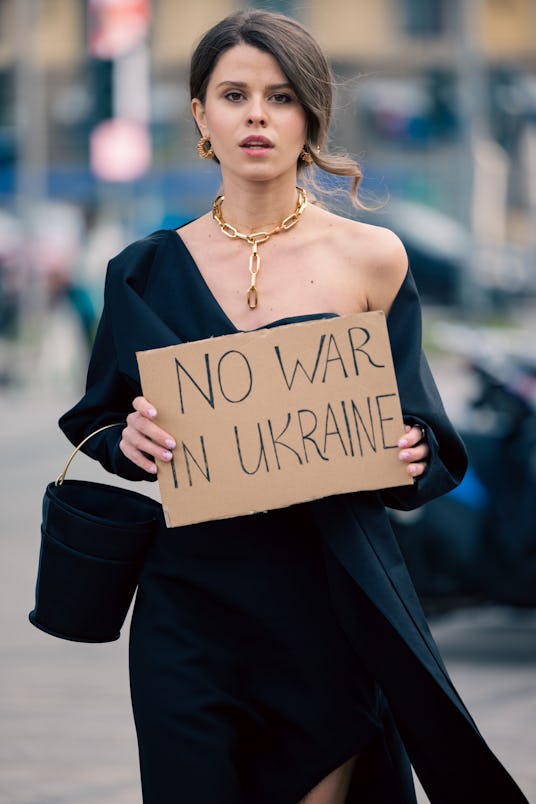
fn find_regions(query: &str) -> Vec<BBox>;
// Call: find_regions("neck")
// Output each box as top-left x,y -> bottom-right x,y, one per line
215,176 -> 301,233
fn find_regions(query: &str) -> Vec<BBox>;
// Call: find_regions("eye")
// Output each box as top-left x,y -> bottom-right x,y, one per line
270,93 -> 293,104
224,91 -> 244,102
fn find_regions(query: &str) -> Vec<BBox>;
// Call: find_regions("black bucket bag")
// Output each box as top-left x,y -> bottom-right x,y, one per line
29,424 -> 161,643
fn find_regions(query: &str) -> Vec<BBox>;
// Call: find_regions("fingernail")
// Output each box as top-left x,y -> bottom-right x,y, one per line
149,464 -> 157,474
408,464 -> 418,475
162,450 -> 173,460
398,438 -> 408,448
400,451 -> 411,461
147,408 -> 157,418
165,438 -> 176,450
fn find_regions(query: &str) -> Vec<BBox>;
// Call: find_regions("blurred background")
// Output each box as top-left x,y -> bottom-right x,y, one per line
1,0 -> 536,376
1,1 -> 535,803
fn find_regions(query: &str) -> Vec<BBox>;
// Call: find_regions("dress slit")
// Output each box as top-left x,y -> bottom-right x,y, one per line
130,505 -> 387,804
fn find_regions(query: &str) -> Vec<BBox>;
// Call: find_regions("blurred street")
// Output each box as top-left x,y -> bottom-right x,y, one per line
1,373 -> 535,804
1,391 -> 150,804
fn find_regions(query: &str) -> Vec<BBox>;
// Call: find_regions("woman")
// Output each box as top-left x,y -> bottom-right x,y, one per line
60,10 -> 528,804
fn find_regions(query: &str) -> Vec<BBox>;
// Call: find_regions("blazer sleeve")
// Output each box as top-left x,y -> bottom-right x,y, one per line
379,268 -> 468,510
58,252 -> 156,482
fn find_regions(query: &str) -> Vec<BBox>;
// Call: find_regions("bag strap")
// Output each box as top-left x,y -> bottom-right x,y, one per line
55,423 -> 124,486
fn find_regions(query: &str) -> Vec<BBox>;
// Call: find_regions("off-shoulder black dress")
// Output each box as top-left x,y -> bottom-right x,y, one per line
59,229 -> 528,804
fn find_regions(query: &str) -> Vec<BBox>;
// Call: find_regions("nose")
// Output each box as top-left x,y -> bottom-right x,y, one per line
248,115 -> 266,127
247,97 -> 268,127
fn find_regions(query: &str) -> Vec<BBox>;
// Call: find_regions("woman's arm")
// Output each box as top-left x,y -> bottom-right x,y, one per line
58,288 -> 154,480
354,224 -> 431,482
380,268 -> 467,510
59,239 -> 176,480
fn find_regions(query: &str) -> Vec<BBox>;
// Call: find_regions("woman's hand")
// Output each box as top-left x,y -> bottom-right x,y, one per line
398,424 -> 429,478
120,396 -> 176,475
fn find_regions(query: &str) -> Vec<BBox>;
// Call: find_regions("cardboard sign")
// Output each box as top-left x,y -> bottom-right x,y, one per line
137,312 -> 413,528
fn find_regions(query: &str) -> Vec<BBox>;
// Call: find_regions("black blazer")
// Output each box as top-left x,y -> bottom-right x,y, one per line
60,230 -> 528,803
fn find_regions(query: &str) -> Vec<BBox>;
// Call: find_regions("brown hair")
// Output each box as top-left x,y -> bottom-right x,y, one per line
189,9 -> 364,206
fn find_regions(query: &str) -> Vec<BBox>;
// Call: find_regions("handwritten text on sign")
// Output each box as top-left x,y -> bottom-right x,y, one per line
136,312 -> 412,527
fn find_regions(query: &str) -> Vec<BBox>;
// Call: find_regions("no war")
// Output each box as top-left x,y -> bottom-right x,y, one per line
174,325 -> 385,415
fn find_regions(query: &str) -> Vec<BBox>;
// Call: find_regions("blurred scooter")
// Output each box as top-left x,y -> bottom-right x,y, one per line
390,353 -> 536,610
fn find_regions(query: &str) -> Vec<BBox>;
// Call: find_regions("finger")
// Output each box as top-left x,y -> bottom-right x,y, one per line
399,441 -> 430,462
132,396 -> 158,419
398,424 -> 426,448
122,398 -> 178,474
406,461 -> 427,478
410,424 -> 426,445
120,430 -> 176,473
122,420 -> 175,461
398,442 -> 429,464
127,410 -> 176,450
119,438 -> 158,475
122,423 -> 175,462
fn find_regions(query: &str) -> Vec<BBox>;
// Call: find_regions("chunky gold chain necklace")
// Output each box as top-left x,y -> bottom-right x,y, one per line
212,186 -> 308,310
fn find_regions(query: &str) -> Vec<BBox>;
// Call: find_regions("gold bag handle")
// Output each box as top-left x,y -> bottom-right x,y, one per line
55,422 -> 124,487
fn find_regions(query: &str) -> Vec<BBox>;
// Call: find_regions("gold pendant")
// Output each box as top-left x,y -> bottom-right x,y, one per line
247,286 -> 258,309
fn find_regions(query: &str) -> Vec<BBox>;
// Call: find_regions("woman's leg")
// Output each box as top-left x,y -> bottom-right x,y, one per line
299,755 -> 358,804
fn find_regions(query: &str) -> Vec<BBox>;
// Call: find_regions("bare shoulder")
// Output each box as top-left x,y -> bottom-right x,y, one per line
352,219 -> 408,312
308,206 -> 408,313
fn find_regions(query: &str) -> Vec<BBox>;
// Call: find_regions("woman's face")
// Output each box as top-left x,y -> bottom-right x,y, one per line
192,44 -> 307,185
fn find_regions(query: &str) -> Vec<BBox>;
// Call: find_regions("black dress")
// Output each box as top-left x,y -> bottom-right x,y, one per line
59,229 -> 528,804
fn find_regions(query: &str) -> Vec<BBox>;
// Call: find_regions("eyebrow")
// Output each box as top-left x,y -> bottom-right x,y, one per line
215,81 -> 293,91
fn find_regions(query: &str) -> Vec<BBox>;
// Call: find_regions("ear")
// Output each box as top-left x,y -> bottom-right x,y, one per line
191,98 -> 208,136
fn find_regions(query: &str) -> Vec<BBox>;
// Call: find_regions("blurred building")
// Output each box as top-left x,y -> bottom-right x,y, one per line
0,0 -> 535,223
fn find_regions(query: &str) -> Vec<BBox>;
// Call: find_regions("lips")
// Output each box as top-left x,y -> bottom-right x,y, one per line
239,135 -> 274,149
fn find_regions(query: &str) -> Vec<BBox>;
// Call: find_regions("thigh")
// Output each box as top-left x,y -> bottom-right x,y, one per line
299,755 -> 358,804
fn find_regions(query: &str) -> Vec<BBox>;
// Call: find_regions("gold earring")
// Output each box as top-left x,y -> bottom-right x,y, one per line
197,136 -> 215,160
299,146 -> 314,165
